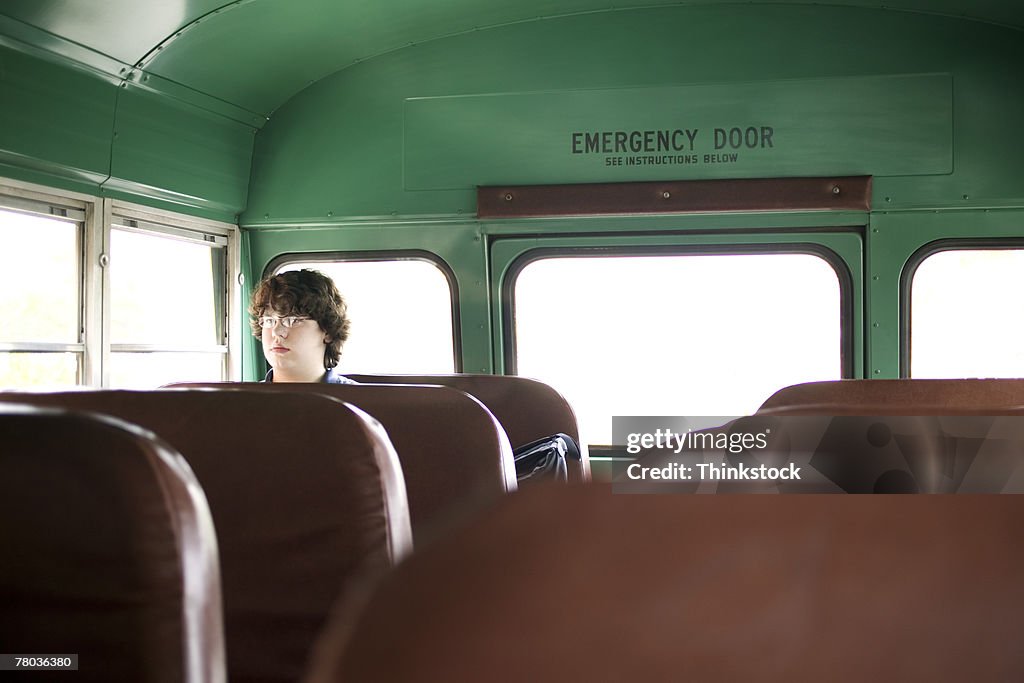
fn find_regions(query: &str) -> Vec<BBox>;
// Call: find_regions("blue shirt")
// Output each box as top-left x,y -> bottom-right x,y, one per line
262,367 -> 357,384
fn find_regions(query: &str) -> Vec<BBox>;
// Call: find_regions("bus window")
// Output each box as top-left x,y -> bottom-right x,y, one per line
513,252 -> 842,444
0,205 -> 83,388
910,249 -> 1024,378
108,222 -> 229,388
277,259 -> 456,373
109,352 -> 227,388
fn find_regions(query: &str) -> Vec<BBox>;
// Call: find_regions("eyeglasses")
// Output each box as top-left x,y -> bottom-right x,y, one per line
257,315 -> 311,330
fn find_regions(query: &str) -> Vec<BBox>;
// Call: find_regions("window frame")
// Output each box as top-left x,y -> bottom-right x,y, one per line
0,185 -> 90,385
495,233 -> 859,456
501,242 -> 856,378
106,201 -> 240,386
0,178 -> 241,388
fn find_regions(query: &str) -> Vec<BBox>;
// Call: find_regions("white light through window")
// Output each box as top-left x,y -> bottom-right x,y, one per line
911,249 -> 1024,378
514,252 -> 843,444
278,259 -> 456,373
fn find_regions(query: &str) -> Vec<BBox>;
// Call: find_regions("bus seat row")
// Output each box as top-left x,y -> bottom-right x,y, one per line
750,379 -> 1024,492
305,484 -> 1024,682
0,404 -> 226,683
0,390 -> 410,683
7,378 -> 1023,681
0,373 -> 584,683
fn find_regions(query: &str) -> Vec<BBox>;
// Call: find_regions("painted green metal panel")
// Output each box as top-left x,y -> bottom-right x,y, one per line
246,6 -> 1024,224
0,0 -> 225,65
107,83 -> 254,218
0,45 -> 115,189
3,1 -> 1023,118
0,42 -> 253,220
404,74 -> 952,190
120,71 -> 267,129
0,13 -> 129,84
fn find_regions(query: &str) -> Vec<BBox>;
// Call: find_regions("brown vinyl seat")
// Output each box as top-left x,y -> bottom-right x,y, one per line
0,390 -> 410,683
0,404 -> 224,683
742,380 -> 1024,492
168,382 -> 516,546
758,378 -> 1024,415
306,484 -> 1024,683
348,373 -> 590,481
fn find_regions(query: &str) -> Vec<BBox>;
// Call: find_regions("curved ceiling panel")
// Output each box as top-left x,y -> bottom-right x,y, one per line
0,0 -> 223,63
138,0 -> 638,115
2,0 -> 1023,117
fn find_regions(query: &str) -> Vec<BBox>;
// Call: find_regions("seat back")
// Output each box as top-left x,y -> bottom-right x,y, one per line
0,404 -> 224,683
307,484 -> 1024,682
0,390 -> 410,683
759,378 -> 1024,415
349,373 -> 590,481
168,381 -> 516,544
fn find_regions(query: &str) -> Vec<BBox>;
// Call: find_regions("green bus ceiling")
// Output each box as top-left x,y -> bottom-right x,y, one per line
2,1 -> 1023,119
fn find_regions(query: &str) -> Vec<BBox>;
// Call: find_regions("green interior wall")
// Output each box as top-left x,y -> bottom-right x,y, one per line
3,4 -> 1023,380
0,43 -> 254,221
239,5 -> 1024,380
0,47 -> 116,194
245,6 -> 1024,224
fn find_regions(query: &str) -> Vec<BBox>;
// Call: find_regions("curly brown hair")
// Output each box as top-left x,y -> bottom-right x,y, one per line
249,269 -> 351,369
